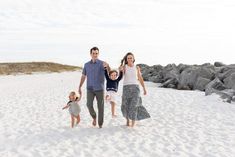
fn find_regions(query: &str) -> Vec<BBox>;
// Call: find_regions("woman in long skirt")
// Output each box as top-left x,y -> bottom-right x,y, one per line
120,52 -> 150,127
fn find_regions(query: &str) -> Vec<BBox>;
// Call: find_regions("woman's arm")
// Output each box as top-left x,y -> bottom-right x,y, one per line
137,66 -> 147,95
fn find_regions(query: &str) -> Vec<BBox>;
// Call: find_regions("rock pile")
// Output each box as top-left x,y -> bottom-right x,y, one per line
139,62 -> 235,103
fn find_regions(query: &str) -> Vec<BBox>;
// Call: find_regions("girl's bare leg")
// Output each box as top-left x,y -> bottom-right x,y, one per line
111,101 -> 116,118
71,115 -> 75,128
76,115 -> 80,125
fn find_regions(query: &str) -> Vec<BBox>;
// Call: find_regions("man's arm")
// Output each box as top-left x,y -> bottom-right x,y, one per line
103,61 -> 111,71
78,74 -> 86,97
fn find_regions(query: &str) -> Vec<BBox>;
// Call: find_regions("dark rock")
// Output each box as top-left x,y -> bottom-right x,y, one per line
214,67 -> 224,80
232,96 -> 235,102
201,63 -> 214,68
177,64 -> 190,73
178,66 -> 199,89
151,65 -> 164,76
220,65 -> 235,73
194,77 -> 211,91
214,62 -> 226,67
137,64 -> 149,69
218,69 -> 235,81
205,78 -> 227,95
139,62 -> 235,103
161,78 -> 178,88
139,65 -> 151,81
224,73 -> 235,90
140,64 -> 163,81
215,89 -> 235,103
167,84 -> 176,88
177,85 -> 191,90
149,74 -> 164,83
162,64 -> 180,82
215,67 -> 223,74
178,66 -> 214,89
197,67 -> 215,80
152,64 -> 163,71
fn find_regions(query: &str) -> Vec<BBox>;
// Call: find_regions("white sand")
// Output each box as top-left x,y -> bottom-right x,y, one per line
0,71 -> 235,157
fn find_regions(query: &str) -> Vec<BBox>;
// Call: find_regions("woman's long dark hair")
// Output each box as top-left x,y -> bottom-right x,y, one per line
120,52 -> 135,66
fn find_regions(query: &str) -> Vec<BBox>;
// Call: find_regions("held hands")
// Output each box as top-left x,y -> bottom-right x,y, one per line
78,87 -> 82,97
119,66 -> 124,72
103,61 -> 109,68
77,95 -> 82,101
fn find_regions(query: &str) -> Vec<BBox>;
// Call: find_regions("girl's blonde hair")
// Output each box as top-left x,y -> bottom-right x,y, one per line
69,91 -> 79,98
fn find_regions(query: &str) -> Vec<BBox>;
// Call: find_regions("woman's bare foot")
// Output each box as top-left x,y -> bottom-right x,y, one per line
126,119 -> 130,126
130,120 -> 135,127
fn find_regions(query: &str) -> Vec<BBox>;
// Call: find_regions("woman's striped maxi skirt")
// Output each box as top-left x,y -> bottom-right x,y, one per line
121,84 -> 150,121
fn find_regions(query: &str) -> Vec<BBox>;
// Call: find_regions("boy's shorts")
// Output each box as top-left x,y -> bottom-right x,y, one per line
106,91 -> 117,104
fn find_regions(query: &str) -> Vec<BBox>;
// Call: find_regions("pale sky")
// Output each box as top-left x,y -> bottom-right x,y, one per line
0,0 -> 235,67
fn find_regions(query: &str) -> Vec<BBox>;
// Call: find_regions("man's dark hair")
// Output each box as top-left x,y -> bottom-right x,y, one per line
90,47 -> 99,54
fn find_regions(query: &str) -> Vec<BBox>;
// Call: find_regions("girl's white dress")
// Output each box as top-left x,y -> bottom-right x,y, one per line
68,100 -> 81,116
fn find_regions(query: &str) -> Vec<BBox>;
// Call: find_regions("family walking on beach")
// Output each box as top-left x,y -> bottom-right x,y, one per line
63,47 -> 150,128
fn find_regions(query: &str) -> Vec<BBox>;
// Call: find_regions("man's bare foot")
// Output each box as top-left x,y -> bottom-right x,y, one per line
92,118 -> 96,126
112,115 -> 117,118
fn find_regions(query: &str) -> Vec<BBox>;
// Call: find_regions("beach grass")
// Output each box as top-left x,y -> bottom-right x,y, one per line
0,62 -> 81,75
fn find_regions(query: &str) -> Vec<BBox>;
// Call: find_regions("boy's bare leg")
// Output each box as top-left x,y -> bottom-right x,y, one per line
111,101 -> 117,118
71,115 -> 75,128
76,115 -> 80,125
105,95 -> 109,100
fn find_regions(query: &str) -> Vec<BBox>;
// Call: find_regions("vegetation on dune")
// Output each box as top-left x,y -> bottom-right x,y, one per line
0,62 -> 81,75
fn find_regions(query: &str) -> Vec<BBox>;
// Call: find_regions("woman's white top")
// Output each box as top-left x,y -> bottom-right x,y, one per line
123,64 -> 139,85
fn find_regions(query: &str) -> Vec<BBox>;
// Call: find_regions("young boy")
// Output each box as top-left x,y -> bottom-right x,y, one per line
104,67 -> 123,118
